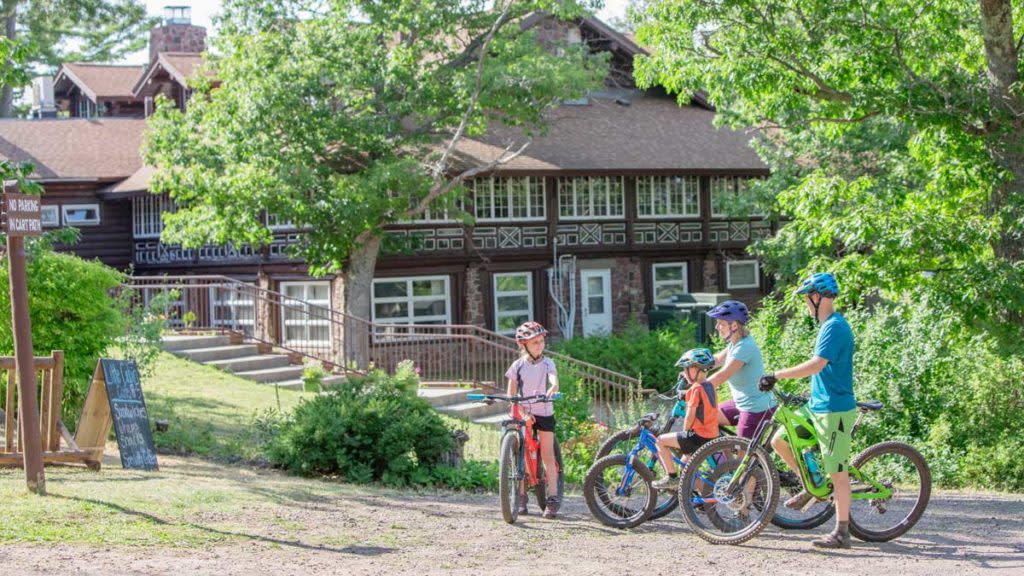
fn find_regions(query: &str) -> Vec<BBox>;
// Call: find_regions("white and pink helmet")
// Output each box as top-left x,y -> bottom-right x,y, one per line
515,321 -> 547,343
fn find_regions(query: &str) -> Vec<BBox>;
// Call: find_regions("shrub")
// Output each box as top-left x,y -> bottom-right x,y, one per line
552,318 -> 698,392
267,360 -> 455,486
0,246 -> 128,424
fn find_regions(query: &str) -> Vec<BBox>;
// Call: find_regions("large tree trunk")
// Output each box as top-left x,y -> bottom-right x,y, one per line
978,0 -> 1024,264
339,234 -> 381,370
0,13 -> 15,118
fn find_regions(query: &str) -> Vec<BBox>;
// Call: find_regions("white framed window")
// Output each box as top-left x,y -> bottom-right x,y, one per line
210,285 -> 256,334
726,260 -> 760,289
557,176 -> 624,219
62,204 -> 100,226
372,275 -> 451,327
711,176 -> 765,218
652,262 -> 689,305
280,281 -> 332,346
41,205 -> 59,227
637,176 -> 700,218
493,272 -> 533,335
473,177 -> 545,222
133,194 -> 175,238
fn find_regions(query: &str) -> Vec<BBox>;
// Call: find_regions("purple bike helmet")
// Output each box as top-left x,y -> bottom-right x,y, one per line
706,300 -> 750,324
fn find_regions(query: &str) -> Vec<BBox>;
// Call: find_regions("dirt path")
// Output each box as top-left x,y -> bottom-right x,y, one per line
1,454 -> 1021,576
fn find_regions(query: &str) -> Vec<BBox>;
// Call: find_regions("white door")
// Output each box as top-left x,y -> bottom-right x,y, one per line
581,269 -> 612,336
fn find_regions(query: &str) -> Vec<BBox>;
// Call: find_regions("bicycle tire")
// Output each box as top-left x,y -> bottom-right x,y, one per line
677,436 -> 780,545
596,427 -> 679,520
583,453 -> 657,529
848,441 -> 932,542
498,432 -> 521,524
533,438 -> 565,507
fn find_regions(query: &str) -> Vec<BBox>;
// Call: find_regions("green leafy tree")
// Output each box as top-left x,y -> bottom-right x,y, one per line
0,0 -> 156,116
145,0 -> 607,362
634,1 -> 1024,344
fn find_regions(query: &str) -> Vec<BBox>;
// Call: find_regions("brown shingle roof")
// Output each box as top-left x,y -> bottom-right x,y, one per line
0,118 -> 145,180
103,164 -> 154,194
457,94 -> 766,173
133,52 -> 211,97
54,63 -> 145,101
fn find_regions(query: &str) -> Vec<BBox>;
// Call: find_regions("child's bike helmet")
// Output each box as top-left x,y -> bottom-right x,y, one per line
515,321 -> 547,343
675,348 -> 716,372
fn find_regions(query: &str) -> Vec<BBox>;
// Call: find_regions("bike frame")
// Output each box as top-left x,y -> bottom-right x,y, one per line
724,391 -> 893,502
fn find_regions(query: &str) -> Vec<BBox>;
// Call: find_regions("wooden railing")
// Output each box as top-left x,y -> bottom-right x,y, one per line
123,275 -> 653,411
0,350 -> 93,467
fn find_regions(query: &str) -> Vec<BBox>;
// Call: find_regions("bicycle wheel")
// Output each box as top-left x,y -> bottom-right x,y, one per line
769,451 -> 835,530
677,436 -> 779,545
848,441 -> 931,542
583,453 -> 657,529
597,428 -> 678,520
498,432 -> 521,524
533,438 -> 565,507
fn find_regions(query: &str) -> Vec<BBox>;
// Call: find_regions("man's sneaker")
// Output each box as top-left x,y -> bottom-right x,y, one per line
651,476 -> 677,491
517,493 -> 529,515
542,497 -> 560,519
812,530 -> 852,549
785,490 -> 815,511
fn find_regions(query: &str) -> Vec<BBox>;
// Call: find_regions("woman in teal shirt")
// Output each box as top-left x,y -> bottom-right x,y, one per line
702,300 -> 776,438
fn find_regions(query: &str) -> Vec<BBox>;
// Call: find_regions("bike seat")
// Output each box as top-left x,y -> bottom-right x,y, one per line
637,412 -> 660,426
857,400 -> 883,412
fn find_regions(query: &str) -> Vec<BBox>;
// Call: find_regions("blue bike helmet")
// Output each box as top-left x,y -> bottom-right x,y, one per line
795,272 -> 839,298
675,348 -> 716,372
706,300 -> 750,324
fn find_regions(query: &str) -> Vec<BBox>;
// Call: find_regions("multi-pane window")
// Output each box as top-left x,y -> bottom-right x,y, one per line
636,176 -> 700,217
133,194 -> 175,238
652,263 -> 689,305
280,281 -> 331,346
62,204 -> 100,226
473,177 -> 545,221
372,276 -> 451,326
726,260 -> 760,289
557,176 -> 624,219
711,176 -> 764,217
493,272 -> 533,335
210,285 -> 256,335
267,213 -> 295,230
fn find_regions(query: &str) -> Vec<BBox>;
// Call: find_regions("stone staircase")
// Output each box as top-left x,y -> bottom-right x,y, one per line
162,334 -> 508,424
161,334 -> 346,391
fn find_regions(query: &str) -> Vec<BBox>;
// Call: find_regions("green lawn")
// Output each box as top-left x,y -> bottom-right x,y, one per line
143,352 -> 313,462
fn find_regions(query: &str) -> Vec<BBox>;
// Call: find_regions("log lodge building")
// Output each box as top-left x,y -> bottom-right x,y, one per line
0,10 -> 774,345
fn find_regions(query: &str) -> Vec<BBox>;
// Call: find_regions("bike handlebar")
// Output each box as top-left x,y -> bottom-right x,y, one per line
774,390 -> 809,407
466,393 -> 562,403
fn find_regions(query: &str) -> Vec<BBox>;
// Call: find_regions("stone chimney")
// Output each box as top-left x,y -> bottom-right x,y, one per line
148,6 -> 206,63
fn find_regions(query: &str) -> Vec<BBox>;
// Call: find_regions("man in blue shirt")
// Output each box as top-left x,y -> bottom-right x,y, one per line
759,272 -> 857,549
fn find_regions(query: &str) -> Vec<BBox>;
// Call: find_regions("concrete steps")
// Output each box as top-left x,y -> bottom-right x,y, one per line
160,334 -> 314,389
162,335 -> 507,426
417,385 -> 507,426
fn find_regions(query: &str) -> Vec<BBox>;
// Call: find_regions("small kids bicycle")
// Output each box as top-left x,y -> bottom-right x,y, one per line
676,389 -> 931,545
467,392 -> 563,524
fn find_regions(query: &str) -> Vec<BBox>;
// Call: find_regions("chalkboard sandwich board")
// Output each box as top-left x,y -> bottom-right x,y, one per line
74,359 -> 158,470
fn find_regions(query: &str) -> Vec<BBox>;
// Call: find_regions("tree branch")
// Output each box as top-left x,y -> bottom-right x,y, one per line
402,140 -> 531,220
431,0 -> 516,182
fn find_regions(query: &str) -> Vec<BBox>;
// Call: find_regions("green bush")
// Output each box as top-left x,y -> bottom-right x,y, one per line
749,297 -> 1024,491
267,360 -> 456,486
552,318 -> 698,391
0,246 -> 128,424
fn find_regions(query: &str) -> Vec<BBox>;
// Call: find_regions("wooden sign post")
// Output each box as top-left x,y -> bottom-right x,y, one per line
2,182 -> 45,494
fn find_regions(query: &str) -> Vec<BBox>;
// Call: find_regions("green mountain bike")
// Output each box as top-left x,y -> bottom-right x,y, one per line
676,390 -> 931,545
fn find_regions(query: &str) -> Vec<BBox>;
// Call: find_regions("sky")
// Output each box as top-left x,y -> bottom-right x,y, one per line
122,0 -> 631,64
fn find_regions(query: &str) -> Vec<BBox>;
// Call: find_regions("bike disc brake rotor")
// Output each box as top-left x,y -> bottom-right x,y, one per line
712,473 -> 750,516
